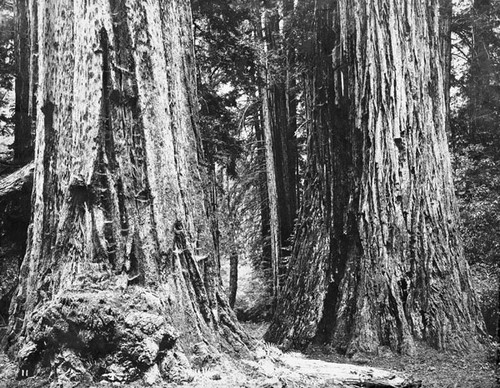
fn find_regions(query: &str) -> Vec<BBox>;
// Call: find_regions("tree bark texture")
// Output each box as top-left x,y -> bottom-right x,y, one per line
260,72 -> 281,309
254,104 -> 272,275
266,0 -> 484,355
6,0 -> 249,382
13,0 -> 34,163
260,5 -> 298,307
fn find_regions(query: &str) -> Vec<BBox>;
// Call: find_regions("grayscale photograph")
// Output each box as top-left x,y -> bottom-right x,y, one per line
0,0 -> 498,387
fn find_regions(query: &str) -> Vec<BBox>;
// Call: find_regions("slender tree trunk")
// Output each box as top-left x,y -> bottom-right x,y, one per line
469,0 -> 493,142
6,0 -> 249,382
13,0 -> 34,163
260,65 -> 281,308
260,4 -> 298,308
229,251 -> 238,308
254,103 -> 272,274
266,0 -> 484,355
27,0 -> 37,133
224,169 -> 238,310
440,0 -> 452,140
283,0 -> 299,216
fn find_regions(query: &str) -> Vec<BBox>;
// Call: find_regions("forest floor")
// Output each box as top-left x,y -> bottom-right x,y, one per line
240,322 -> 498,388
0,253 -> 498,387
0,321 -> 497,388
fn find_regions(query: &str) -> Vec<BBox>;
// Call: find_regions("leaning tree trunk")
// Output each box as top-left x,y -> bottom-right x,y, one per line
6,0 -> 249,383
266,0 -> 484,355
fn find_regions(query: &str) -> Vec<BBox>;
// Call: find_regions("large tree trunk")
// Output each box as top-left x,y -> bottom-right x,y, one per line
265,0 -> 343,349
266,0 -> 484,355
5,0 -> 249,383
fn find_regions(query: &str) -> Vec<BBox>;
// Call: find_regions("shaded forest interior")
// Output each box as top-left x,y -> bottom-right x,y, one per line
0,0 -> 498,387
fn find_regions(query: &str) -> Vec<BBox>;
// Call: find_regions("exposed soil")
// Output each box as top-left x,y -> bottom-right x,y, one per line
305,340 -> 498,388
1,321 -> 497,388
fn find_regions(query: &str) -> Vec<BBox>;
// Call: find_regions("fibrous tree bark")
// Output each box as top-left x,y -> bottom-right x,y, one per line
260,67 -> 281,308
254,105 -> 272,267
5,0 -> 249,383
259,1 -> 298,308
266,0 -> 484,355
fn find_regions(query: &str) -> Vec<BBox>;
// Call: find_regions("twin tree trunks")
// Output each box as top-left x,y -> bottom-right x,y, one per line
265,0 -> 485,355
5,0 -> 249,382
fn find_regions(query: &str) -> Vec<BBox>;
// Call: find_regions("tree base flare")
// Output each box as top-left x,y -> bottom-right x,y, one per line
9,287 -> 227,384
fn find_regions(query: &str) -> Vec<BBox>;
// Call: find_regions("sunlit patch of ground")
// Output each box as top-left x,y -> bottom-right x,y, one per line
241,322 -> 498,388
1,320 -> 497,387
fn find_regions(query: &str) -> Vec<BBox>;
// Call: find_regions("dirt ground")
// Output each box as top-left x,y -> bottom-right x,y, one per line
1,321 -> 497,388
305,337 -> 498,388
242,322 -> 499,388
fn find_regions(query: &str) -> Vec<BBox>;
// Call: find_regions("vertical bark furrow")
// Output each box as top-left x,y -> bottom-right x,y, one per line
266,1 -> 339,342
267,0 -> 484,355
330,0 -> 483,354
7,0 -> 251,378
259,4 -> 298,307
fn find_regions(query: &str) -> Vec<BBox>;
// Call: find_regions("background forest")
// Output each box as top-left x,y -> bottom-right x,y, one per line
0,0 -> 498,387
189,0 -> 500,338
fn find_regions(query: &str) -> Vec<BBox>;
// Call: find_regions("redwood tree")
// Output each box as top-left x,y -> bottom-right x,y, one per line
266,0 -> 485,355
6,0 -> 248,382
